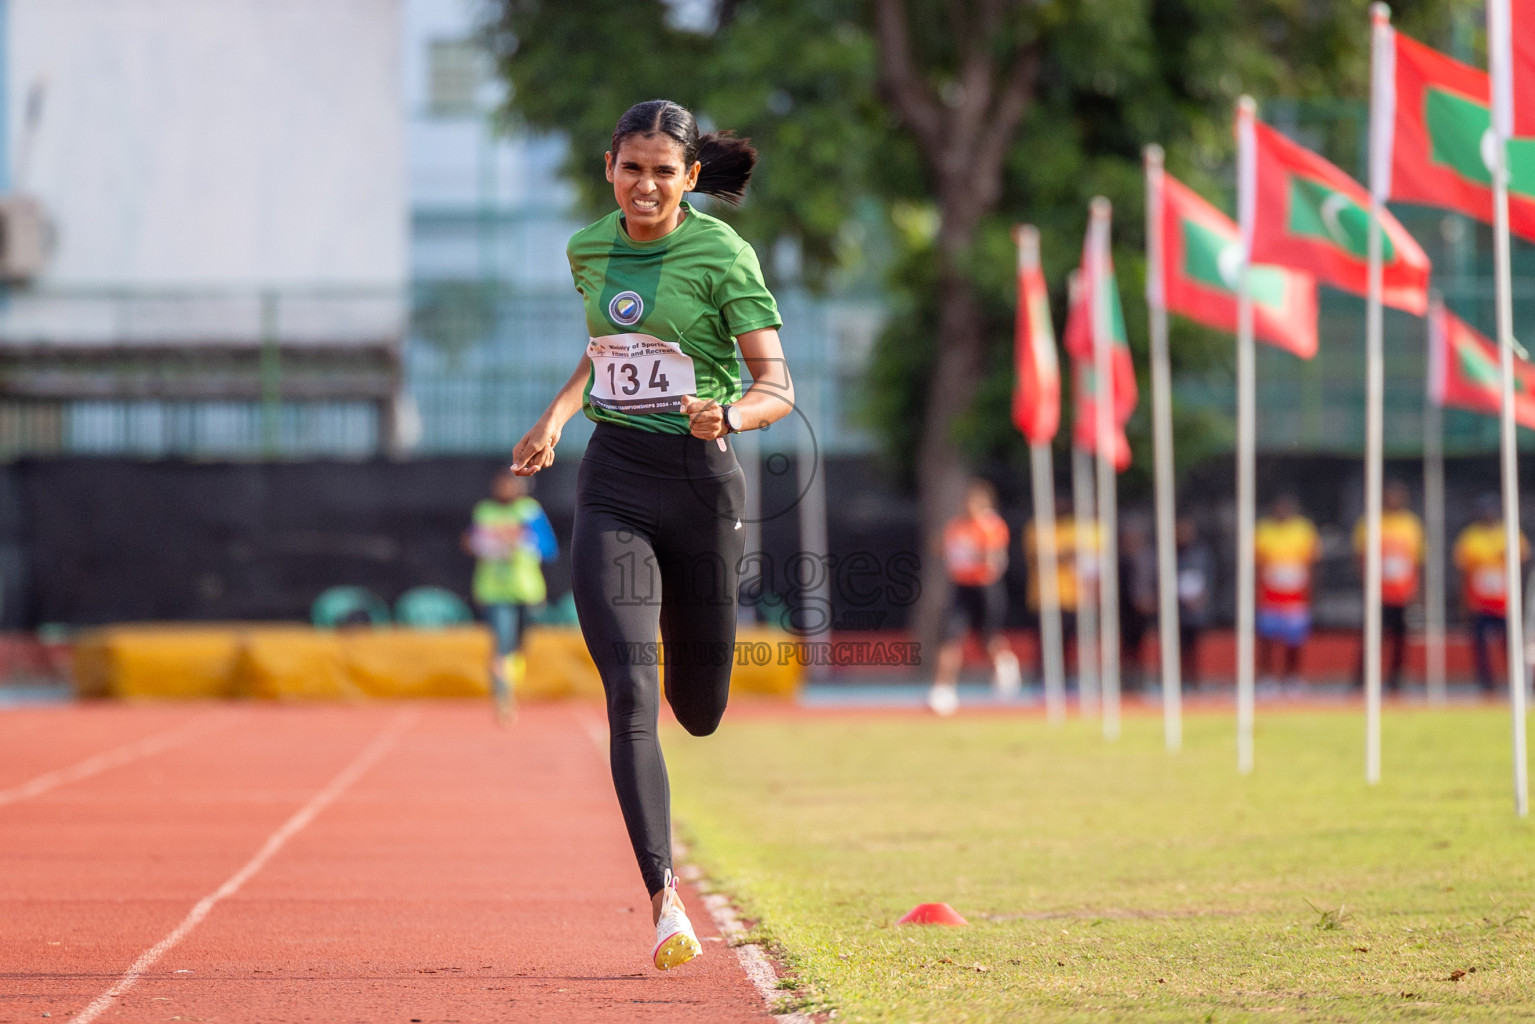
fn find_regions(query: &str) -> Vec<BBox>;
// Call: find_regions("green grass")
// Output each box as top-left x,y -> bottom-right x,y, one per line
666,707 -> 1535,1022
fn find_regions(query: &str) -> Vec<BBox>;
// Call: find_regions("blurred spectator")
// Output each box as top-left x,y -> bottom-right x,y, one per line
1175,517 -> 1215,687
1118,519 -> 1157,692
1025,495 -> 1087,685
464,470 -> 557,719
1352,480 -> 1423,693
1254,494 -> 1320,689
928,479 -> 1020,715
1453,493 -> 1530,694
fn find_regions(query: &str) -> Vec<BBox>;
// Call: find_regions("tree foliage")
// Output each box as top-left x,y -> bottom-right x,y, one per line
488,0 -> 1472,488
859,0 -> 1473,492
486,0 -> 893,284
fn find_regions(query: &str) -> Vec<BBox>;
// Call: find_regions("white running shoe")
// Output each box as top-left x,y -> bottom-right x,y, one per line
927,682 -> 959,716
992,650 -> 1022,697
651,871 -> 703,971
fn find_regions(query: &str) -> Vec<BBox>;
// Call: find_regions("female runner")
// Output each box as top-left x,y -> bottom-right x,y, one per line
512,99 -> 795,970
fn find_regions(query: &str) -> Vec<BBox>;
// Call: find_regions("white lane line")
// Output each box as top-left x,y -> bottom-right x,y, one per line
576,710 -> 609,756
574,708 -> 813,1024
701,892 -> 815,1024
0,713 -> 235,808
70,709 -> 417,1024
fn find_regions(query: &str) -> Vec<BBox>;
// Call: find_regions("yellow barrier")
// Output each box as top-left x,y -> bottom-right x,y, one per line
74,625 -> 246,700
233,626 -> 361,700
727,625 -> 804,698
341,628 -> 492,699
518,625 -> 802,700
72,623 -> 802,701
520,628 -> 604,700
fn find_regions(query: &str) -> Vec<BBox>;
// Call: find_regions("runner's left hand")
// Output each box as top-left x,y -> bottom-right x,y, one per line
680,395 -> 726,440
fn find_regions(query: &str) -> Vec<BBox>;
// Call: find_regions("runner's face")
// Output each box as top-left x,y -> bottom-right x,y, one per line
605,134 -> 701,241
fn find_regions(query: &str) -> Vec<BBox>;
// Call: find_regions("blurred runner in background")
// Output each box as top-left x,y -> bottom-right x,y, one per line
1454,493 -> 1530,694
1352,480 -> 1423,694
1175,517 -> 1215,688
465,469 -> 557,721
1254,494 -> 1320,692
928,478 -> 1020,715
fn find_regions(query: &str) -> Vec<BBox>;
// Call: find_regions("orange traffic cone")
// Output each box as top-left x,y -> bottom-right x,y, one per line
896,902 -> 968,926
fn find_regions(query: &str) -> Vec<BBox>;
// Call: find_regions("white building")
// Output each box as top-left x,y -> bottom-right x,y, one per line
0,0 -> 407,455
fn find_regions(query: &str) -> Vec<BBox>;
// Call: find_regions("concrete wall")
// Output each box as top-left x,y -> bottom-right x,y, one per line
10,0 -> 405,289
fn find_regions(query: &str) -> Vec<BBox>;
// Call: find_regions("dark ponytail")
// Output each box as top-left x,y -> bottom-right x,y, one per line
693,131 -> 756,204
610,99 -> 758,205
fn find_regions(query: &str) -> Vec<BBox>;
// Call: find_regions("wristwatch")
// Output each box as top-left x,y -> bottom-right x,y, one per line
722,404 -> 743,433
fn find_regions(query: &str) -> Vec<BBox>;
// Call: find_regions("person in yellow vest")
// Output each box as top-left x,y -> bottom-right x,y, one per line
464,470 -> 557,721
1453,493 -> 1531,693
1352,480 -> 1424,694
1254,494 -> 1321,689
1024,495 -> 1097,686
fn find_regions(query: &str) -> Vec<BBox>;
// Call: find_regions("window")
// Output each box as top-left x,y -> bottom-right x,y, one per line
427,38 -> 486,116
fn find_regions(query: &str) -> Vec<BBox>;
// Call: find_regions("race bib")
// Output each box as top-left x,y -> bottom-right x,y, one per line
587,334 -> 698,414
1263,563 -> 1308,593
469,524 -> 516,560
1177,567 -> 1207,602
1382,554 -> 1412,583
946,538 -> 982,575
1473,566 -> 1508,600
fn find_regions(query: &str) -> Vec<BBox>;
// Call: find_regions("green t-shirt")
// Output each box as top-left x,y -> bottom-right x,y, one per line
566,201 -> 781,434
470,497 -> 549,606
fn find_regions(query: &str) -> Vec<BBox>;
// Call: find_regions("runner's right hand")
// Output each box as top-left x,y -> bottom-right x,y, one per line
512,419 -> 561,476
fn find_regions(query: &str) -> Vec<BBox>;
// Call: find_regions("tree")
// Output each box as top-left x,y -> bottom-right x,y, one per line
486,0 -> 1472,647
484,0 -> 888,283
865,0 -> 1042,646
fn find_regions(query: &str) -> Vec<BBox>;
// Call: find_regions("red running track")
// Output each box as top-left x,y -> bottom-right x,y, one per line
0,702 -> 775,1023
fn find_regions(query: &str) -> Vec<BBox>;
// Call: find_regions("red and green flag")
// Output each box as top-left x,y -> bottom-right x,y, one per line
1239,105 -> 1431,315
1510,0 -> 1535,137
1372,18 -> 1535,242
1430,300 -> 1535,428
1012,227 -> 1061,445
1152,170 -> 1318,358
1064,220 -> 1136,471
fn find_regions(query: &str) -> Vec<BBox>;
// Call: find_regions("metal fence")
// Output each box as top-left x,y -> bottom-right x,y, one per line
404,282 -> 884,457
0,282 -> 885,460
0,286 -> 400,459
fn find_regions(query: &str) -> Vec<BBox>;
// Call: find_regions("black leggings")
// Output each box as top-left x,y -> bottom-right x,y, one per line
570,422 -> 745,896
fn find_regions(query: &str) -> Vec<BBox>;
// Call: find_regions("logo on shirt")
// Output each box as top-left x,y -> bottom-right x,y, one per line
608,291 -> 644,327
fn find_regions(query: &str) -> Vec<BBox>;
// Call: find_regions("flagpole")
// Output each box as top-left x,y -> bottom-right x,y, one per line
1144,145 -> 1183,753
1071,434 -> 1101,717
1424,296 -> 1447,706
1487,0 -> 1529,817
1031,442 -> 1067,724
1090,197 -> 1122,742
1235,97 -> 1258,775
1069,269 -> 1102,718
1363,1 -> 1392,785
1017,225 -> 1068,726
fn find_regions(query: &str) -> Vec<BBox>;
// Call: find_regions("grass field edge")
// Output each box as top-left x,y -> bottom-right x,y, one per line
675,833 -> 832,1023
